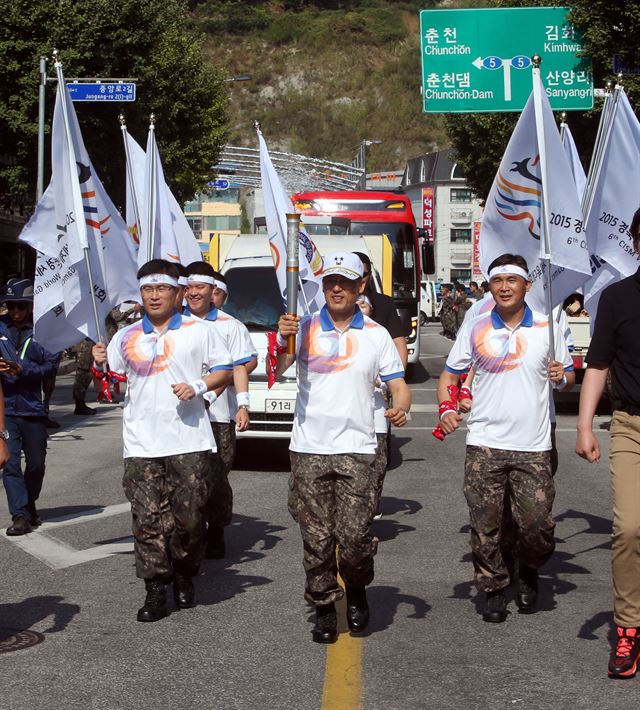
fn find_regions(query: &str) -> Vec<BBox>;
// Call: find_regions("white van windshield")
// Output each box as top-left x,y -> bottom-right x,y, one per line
223,267 -> 283,331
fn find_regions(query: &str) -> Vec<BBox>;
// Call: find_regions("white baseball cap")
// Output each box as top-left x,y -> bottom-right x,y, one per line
321,252 -> 364,281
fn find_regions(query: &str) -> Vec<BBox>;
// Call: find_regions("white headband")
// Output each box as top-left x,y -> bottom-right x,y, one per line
187,275 -> 215,286
214,279 -> 228,294
488,265 -> 529,281
139,274 -> 178,287
178,276 -> 188,287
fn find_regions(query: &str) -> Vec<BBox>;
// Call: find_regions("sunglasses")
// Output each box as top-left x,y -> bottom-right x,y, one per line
6,302 -> 30,310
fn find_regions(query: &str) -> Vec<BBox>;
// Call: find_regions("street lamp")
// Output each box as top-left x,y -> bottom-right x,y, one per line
356,139 -> 382,189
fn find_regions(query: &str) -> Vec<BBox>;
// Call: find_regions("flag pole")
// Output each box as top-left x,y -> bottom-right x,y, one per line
559,112 -> 567,142
582,77 -> 623,228
146,114 -> 157,262
531,54 -> 555,360
52,50 -> 104,345
119,113 -> 144,250
285,213 -> 300,355
582,81 -> 613,214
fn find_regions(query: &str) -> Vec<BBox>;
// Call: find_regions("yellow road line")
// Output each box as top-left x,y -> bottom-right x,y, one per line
320,587 -> 364,710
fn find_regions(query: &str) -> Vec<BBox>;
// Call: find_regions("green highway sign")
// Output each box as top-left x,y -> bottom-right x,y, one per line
420,7 -> 593,113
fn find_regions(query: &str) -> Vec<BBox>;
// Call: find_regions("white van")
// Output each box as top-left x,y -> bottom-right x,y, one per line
419,279 -> 439,325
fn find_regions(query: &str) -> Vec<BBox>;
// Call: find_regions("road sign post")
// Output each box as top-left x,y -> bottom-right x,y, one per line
420,7 -> 593,113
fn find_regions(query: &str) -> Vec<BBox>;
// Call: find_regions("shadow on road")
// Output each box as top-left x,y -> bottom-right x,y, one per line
0,595 -> 80,634
379,496 -> 423,517
579,610 -> 616,645
37,504 -> 106,522
362,585 -> 432,635
388,436 -> 413,471
197,513 -> 286,605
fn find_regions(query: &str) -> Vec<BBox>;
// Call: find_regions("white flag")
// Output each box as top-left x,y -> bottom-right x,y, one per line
125,132 -> 145,250
561,124 -> 587,203
140,127 -> 202,267
258,129 -> 324,314
480,75 -> 591,312
585,89 -> 640,277
21,81 -> 139,349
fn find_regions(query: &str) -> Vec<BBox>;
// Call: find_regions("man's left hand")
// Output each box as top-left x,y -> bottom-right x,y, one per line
548,360 -> 565,384
385,406 -> 408,427
172,383 -> 196,401
235,407 -> 249,432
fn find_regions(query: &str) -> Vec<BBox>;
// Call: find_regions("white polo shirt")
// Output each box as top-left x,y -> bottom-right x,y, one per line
185,306 -> 257,424
107,312 -> 233,458
445,305 -> 573,452
290,305 -> 404,455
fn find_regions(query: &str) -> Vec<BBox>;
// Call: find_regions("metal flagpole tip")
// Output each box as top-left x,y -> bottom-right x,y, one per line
617,72 -> 624,85
531,54 -> 542,68
561,112 -> 567,123
118,113 -> 126,126
149,113 -> 156,126
254,120 -> 261,131
52,48 -> 60,64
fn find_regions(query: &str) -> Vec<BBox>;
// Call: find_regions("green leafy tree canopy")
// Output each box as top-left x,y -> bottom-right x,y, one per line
0,0 -> 228,205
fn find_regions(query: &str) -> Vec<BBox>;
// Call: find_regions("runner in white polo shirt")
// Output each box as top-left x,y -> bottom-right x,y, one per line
184,261 -> 258,559
92,259 -> 233,623
277,251 -> 411,644
438,253 -> 574,623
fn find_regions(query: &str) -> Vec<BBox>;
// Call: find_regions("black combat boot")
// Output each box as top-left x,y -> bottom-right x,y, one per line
205,525 -> 226,559
173,571 -> 195,609
74,400 -> 96,416
482,589 -> 507,623
346,586 -> 370,632
137,580 -> 168,622
312,603 -> 337,644
516,565 -> 538,613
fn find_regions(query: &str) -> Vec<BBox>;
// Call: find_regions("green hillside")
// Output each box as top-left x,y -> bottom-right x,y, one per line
191,0 -> 462,171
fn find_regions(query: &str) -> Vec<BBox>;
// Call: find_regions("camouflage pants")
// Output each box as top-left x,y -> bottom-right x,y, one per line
464,445 -> 555,593
123,451 -> 210,581
289,451 -> 378,606
207,422 -> 236,529
72,339 -> 95,402
373,433 -> 388,505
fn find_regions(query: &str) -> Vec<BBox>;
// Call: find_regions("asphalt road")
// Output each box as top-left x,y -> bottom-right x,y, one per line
0,324 -> 630,709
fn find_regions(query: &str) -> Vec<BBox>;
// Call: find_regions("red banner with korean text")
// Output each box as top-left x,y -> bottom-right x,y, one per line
472,220 -> 482,277
422,187 -> 435,244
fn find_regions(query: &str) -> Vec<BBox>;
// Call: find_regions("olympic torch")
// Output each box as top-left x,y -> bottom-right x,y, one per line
285,213 -> 300,355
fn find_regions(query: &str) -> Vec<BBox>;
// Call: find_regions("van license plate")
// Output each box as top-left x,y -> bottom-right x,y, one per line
265,399 -> 295,412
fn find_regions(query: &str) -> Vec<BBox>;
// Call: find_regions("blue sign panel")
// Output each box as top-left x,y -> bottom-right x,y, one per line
67,83 -> 136,102
207,179 -> 230,190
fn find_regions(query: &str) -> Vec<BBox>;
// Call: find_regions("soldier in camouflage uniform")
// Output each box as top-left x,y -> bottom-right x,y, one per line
92,259 -> 232,623
72,338 -> 96,415
438,253 -> 574,622
278,251 -> 411,644
439,284 -> 457,339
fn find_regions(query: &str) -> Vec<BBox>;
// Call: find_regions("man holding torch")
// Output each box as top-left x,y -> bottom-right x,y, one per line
276,244 -> 411,644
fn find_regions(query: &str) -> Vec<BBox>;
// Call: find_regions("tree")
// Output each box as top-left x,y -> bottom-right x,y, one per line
0,0 -> 228,206
444,0 -> 640,202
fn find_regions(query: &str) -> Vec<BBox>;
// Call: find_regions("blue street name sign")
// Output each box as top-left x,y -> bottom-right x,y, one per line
208,179 -> 230,190
67,82 -> 136,102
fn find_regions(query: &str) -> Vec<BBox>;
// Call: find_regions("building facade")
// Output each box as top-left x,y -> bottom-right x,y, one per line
402,150 -> 483,285
184,189 -> 242,255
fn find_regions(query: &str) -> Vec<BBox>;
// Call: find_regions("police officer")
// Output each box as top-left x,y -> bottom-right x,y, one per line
277,252 -> 411,643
